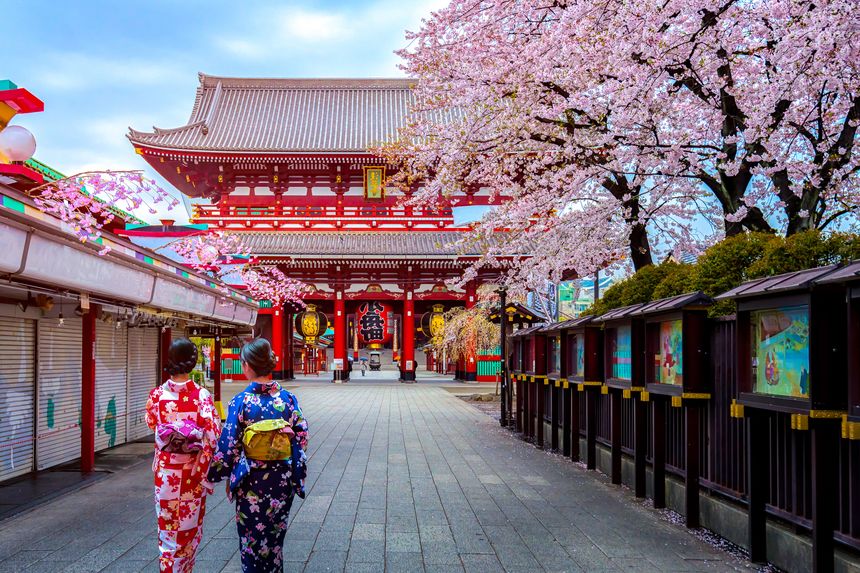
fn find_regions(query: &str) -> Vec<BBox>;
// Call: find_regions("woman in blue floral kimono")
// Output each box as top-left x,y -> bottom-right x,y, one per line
208,338 -> 308,573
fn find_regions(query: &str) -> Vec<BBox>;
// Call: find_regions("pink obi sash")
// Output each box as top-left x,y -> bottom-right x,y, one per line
155,419 -> 204,454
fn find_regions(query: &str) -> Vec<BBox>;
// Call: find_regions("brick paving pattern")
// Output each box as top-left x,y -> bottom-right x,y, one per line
0,385 -> 756,572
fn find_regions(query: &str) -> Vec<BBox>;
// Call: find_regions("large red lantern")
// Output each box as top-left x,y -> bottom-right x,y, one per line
356,301 -> 393,348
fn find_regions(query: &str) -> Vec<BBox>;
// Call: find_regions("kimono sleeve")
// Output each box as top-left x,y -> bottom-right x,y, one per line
144,386 -> 162,431
207,393 -> 243,483
287,392 -> 309,450
192,388 -> 221,477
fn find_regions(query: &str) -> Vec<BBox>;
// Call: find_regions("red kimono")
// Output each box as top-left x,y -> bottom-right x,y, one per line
145,379 -> 221,573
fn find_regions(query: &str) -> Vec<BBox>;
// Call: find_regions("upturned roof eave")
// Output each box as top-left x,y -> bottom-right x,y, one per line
128,137 -> 383,157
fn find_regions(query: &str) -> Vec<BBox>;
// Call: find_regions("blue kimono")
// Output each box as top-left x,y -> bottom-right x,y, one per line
208,381 -> 308,572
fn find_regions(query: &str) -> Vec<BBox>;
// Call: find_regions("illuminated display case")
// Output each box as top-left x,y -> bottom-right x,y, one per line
634,292 -> 712,399
597,304 -> 645,391
717,265 -> 846,414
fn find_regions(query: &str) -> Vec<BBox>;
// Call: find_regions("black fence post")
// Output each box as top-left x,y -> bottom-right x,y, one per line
653,397 -> 666,509
685,403 -> 701,528
611,389 -> 622,485
747,410 -> 768,563
562,384 -> 572,457
811,417 -> 839,573
586,389 -> 597,470
634,393 -> 648,498
499,288 -> 508,427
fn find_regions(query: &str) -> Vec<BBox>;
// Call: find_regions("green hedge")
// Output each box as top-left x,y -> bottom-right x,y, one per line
586,231 -> 860,317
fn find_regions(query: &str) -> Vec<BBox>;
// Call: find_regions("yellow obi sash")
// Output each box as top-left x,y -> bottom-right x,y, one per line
242,419 -> 293,461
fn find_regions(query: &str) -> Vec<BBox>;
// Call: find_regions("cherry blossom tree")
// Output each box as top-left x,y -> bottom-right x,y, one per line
431,286 -> 500,361
604,0 -> 860,234
385,0 -> 859,285
28,170 -> 179,254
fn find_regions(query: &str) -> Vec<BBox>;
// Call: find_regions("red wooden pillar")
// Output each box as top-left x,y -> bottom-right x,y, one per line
272,306 -> 284,379
81,305 -> 98,473
401,291 -> 416,382
464,282 -> 478,382
213,336 -> 222,404
333,292 -> 347,382
286,310 -> 295,379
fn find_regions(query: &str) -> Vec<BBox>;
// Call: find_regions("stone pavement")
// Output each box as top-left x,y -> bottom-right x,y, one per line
0,385 -> 757,572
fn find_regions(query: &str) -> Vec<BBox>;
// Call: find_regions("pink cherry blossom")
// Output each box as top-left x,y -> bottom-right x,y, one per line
29,170 -> 179,246
381,0 -> 860,289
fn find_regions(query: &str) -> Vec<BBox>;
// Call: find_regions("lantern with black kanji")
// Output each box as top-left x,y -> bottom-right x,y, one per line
420,304 -> 446,340
295,304 -> 329,345
357,301 -> 393,348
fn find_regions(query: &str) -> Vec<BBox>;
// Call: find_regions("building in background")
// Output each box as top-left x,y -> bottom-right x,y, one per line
558,276 -> 614,319
128,75 -> 516,383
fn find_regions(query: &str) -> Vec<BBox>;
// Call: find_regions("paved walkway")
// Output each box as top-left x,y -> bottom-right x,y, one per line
0,385 -> 755,572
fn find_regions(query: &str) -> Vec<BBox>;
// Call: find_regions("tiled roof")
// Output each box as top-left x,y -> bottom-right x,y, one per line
242,231 -> 475,257
715,265 -> 839,300
805,261 -> 860,285
555,315 -> 594,329
633,291 -> 712,315
596,303 -> 645,322
510,324 -> 547,338
128,74 -> 455,153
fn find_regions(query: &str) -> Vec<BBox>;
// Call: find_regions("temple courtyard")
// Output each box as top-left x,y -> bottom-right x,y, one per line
0,384 -> 756,572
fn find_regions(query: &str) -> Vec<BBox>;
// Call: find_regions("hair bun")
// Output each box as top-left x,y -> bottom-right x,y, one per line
240,338 -> 278,377
166,338 -> 198,377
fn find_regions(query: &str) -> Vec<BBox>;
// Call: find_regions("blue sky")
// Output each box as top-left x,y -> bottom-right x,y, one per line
3,0 -> 447,221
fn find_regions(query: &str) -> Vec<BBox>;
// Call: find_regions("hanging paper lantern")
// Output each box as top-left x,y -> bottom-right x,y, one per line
357,301 -> 393,348
295,304 -> 328,344
420,304 -> 446,339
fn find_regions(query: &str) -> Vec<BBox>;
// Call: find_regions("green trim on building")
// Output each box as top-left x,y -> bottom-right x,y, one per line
1,195 -> 26,213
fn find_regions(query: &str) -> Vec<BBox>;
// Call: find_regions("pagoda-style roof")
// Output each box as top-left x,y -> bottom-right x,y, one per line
243,231 -> 473,258
128,74 -> 451,154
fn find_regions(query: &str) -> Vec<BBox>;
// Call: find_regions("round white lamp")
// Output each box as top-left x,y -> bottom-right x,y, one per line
0,125 -> 37,162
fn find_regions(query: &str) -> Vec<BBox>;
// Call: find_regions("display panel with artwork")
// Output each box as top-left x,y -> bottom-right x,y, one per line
611,325 -> 632,380
574,333 -> 585,377
751,305 -> 810,398
655,320 -> 683,385
549,336 -> 560,373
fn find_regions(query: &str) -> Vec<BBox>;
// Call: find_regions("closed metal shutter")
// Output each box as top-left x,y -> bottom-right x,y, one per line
36,318 -> 82,470
127,327 -> 158,441
0,317 -> 35,481
95,321 -> 128,451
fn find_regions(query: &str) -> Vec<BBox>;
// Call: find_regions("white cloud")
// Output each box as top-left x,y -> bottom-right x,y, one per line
34,53 -> 185,92
279,8 -> 351,42
214,0 -> 451,69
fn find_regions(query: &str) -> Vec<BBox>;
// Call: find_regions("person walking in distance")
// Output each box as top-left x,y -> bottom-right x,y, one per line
145,338 -> 221,573
361,359 -> 367,377
208,338 -> 309,572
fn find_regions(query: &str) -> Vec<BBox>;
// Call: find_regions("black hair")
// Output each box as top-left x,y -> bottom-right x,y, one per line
241,337 -> 278,377
166,338 -> 198,376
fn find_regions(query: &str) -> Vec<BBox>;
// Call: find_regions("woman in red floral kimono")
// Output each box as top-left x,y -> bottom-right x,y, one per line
145,338 -> 221,573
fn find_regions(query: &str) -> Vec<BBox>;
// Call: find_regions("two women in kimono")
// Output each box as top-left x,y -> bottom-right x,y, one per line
147,336 -> 308,573
145,338 -> 221,573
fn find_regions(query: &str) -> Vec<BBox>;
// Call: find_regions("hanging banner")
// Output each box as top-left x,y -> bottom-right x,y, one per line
357,301 -> 393,347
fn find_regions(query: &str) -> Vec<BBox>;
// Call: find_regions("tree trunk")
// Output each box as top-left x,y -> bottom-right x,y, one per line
725,206 -> 773,237
629,221 -> 653,270
603,175 -> 654,271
